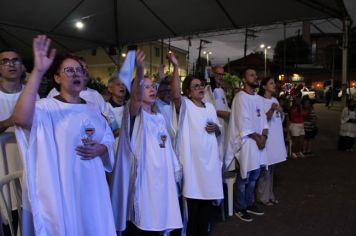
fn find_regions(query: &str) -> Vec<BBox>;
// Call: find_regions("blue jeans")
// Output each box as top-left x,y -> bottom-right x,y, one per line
234,168 -> 261,211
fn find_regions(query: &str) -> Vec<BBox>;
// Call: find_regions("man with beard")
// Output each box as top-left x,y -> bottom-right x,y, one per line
225,68 -> 268,222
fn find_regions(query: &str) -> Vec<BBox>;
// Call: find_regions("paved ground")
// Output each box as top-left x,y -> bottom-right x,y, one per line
212,104 -> 356,236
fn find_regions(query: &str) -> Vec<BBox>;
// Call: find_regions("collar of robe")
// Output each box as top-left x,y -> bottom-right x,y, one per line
0,82 -> 22,94
54,95 -> 86,104
242,88 -> 255,95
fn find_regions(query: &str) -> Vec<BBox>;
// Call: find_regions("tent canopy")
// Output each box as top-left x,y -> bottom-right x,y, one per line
0,0 -> 349,59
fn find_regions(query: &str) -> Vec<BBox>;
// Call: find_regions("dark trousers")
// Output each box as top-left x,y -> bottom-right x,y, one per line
338,136 -> 355,151
123,222 -> 160,236
186,198 -> 213,236
1,210 -> 18,236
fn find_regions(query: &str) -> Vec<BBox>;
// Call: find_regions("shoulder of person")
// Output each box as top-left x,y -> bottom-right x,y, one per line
205,101 -> 215,110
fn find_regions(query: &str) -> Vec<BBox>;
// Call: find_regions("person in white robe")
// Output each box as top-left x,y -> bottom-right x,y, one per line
105,75 -> 129,151
47,58 -> 116,128
338,100 -> 356,151
256,77 -> 287,206
110,49 -> 182,235
204,66 -> 231,162
169,53 -> 223,236
156,77 -> 178,144
0,49 -> 27,233
224,68 -> 268,222
12,35 -> 116,235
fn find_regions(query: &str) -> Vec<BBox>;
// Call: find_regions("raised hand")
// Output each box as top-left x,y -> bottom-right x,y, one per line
33,35 -> 56,74
135,49 -> 145,69
167,52 -> 179,67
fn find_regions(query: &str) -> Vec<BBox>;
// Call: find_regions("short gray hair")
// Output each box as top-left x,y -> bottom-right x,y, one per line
108,75 -> 118,87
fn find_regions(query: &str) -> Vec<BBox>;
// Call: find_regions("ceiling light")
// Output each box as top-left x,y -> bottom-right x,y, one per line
75,21 -> 84,29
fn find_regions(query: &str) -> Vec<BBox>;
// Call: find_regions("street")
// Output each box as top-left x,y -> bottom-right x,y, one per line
212,104 -> 356,236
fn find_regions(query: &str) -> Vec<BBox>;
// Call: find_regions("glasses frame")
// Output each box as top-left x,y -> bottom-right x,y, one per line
0,58 -> 22,66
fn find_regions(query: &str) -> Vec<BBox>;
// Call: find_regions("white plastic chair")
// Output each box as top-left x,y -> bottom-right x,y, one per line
223,159 -> 236,217
0,171 -> 23,236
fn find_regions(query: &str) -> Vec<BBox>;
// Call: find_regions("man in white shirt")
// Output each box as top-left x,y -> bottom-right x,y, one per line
0,49 -> 26,235
226,68 -> 268,222
0,50 -> 26,133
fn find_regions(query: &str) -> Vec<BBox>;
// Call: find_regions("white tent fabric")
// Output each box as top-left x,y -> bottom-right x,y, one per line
0,0 -> 350,58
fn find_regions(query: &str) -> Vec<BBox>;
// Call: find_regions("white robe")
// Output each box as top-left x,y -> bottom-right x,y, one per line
176,97 -> 223,200
339,107 -> 356,138
105,102 -> 124,155
156,99 -> 178,144
111,104 -> 182,232
224,91 -> 268,179
262,97 -> 287,166
16,98 -> 116,236
47,87 -> 115,128
206,86 -> 231,160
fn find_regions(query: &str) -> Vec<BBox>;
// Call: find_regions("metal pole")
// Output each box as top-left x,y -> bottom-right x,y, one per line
168,38 -> 171,72
341,17 -> 349,105
160,39 -> 164,64
264,48 -> 267,77
197,39 -> 203,77
283,23 -> 287,76
149,42 -> 152,76
244,27 -> 248,66
228,57 -> 230,73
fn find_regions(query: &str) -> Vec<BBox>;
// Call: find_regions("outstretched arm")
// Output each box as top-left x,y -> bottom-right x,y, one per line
129,49 -> 145,116
167,53 -> 181,111
12,35 -> 56,129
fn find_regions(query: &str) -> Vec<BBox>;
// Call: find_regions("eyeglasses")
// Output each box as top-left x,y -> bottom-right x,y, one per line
0,58 -> 22,66
191,83 -> 205,90
143,83 -> 157,90
62,67 -> 85,77
214,72 -> 224,77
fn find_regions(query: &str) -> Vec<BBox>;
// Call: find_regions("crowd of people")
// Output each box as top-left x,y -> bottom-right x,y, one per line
0,34 -> 334,236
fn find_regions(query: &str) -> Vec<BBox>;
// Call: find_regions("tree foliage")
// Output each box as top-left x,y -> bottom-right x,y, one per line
273,36 -> 311,65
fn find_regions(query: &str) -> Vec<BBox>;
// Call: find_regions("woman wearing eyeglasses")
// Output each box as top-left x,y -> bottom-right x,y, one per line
110,49 -> 182,235
169,53 -> 223,236
12,35 -> 116,235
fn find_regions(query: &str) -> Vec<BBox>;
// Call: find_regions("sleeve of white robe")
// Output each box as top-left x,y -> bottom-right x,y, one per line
340,108 -> 350,125
104,102 -> 119,131
236,95 -> 255,138
99,121 -> 115,172
223,96 -> 239,170
25,103 -> 66,235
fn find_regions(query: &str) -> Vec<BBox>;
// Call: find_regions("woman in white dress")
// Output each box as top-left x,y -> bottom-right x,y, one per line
12,35 -> 116,235
169,53 -> 224,236
110,49 -> 182,235
256,77 -> 287,206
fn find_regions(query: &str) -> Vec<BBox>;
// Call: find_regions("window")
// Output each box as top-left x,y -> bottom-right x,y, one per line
155,47 -> 160,57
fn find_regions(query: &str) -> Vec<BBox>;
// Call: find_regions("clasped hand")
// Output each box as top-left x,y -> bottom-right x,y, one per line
206,122 -> 218,134
255,134 -> 267,150
76,140 -> 107,160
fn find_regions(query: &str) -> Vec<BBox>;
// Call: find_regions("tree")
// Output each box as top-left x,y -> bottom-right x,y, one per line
273,36 -> 311,66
